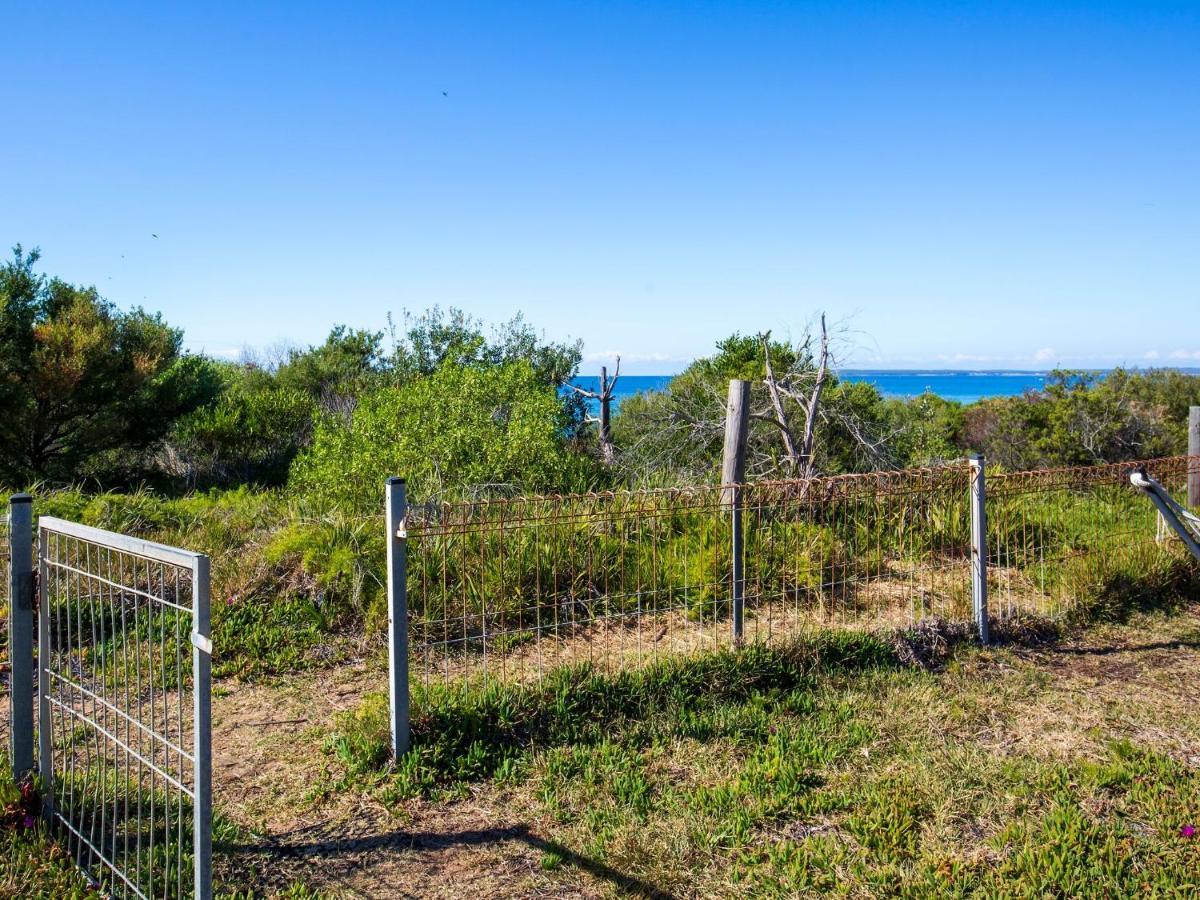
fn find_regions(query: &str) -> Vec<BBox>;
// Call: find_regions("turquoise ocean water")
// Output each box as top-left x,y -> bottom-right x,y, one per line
572,370 -> 1052,411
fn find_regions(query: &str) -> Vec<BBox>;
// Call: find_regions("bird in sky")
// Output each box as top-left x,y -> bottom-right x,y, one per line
151,233 -> 158,238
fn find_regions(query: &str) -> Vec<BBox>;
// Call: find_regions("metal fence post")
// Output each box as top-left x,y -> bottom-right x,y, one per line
192,553 -> 213,900
1188,406 -> 1199,508
722,380 -> 750,646
8,494 -> 34,781
386,478 -> 410,757
37,526 -> 52,812
969,455 -> 990,644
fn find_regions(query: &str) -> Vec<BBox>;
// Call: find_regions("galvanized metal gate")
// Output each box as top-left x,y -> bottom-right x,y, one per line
34,516 -> 212,899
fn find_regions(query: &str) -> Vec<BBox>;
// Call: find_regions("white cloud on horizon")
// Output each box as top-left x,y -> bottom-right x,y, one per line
582,350 -> 685,364
1032,347 -> 1058,363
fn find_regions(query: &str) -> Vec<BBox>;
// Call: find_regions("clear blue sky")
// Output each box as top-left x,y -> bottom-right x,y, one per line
4,1 -> 1198,373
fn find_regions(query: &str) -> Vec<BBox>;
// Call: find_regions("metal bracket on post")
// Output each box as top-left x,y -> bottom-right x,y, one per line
386,478 -> 410,757
968,456 -> 990,645
8,494 -> 34,781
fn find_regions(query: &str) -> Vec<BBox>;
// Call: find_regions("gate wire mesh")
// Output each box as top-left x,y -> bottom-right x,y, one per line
986,456 -> 1195,620
38,517 -> 209,899
405,463 -> 974,686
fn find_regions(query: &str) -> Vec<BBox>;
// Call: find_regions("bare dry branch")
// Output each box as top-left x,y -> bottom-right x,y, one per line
759,331 -> 800,473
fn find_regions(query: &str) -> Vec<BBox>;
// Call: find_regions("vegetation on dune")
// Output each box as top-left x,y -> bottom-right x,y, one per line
3,246 -> 1199,681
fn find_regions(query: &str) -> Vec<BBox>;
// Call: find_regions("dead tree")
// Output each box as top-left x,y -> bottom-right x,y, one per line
756,315 -> 830,480
571,357 -> 621,465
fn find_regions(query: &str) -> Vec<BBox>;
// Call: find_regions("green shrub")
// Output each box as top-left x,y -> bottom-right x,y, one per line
291,360 -> 597,511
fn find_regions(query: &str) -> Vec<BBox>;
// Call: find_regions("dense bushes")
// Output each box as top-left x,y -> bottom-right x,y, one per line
291,360 -> 598,510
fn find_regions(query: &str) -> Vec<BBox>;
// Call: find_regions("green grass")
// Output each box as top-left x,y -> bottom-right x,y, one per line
321,611 -> 1200,896
326,630 -> 894,798
0,773 -> 90,898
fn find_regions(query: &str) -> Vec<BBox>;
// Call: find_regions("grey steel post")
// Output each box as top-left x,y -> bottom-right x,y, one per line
1188,406 -> 1199,508
8,495 -> 34,781
731,488 -> 745,645
37,526 -> 52,812
192,554 -> 213,900
969,455 -> 990,644
722,380 -> 750,646
386,478 -> 410,757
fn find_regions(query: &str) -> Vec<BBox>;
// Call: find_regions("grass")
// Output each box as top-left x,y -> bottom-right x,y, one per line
319,609 -> 1200,896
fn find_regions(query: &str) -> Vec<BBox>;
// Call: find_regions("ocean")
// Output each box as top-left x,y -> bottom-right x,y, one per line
571,370 -> 1052,411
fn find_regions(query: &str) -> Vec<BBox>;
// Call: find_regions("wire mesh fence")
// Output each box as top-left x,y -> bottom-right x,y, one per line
986,456 -> 1195,621
37,517 -> 211,900
403,456 -> 1198,687
405,464 -> 977,686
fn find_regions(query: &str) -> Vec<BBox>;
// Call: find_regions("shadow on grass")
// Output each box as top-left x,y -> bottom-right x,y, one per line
220,822 -> 676,898
1054,639 -> 1200,656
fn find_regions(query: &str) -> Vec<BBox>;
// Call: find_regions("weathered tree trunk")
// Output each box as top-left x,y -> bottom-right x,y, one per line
598,365 -> 615,466
797,314 -> 829,479
760,331 -> 800,473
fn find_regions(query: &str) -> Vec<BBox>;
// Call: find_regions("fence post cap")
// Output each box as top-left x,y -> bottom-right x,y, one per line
9,493 -> 32,504
968,454 -> 984,463
386,477 -> 406,486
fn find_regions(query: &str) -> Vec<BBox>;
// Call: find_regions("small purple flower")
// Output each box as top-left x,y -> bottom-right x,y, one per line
1182,825 -> 1197,839
21,814 -> 35,830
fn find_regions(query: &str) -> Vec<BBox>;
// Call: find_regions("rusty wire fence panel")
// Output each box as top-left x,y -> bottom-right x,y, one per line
38,517 -> 211,900
405,463 -> 975,686
741,464 -> 974,642
986,456 -> 1194,621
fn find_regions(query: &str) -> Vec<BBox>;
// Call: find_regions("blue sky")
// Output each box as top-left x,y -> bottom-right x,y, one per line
3,1 -> 1198,373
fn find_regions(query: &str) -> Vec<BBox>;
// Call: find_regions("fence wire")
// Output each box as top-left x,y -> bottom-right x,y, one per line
38,519 -> 209,899
404,456 -> 1198,687
405,464 -> 975,686
986,456 -> 1194,620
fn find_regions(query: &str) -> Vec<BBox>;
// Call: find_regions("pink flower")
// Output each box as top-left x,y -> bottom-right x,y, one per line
1182,825 -> 1197,838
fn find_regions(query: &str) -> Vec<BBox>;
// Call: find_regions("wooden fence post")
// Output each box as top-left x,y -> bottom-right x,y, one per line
722,380 -> 750,645
1188,406 -> 1199,509
8,494 -> 34,781
386,478 -> 410,757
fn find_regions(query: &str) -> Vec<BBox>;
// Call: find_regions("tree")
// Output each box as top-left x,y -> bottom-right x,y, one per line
276,325 -> 387,418
612,317 -> 898,484
290,360 -> 598,510
0,246 -> 218,485
163,362 -> 315,488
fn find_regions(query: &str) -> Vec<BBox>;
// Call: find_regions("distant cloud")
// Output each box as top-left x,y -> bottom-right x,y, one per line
202,345 -> 243,360
1144,350 -> 1161,360
1169,349 -> 1200,360
583,350 -> 681,364
1032,347 -> 1057,363
934,352 -> 1005,363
